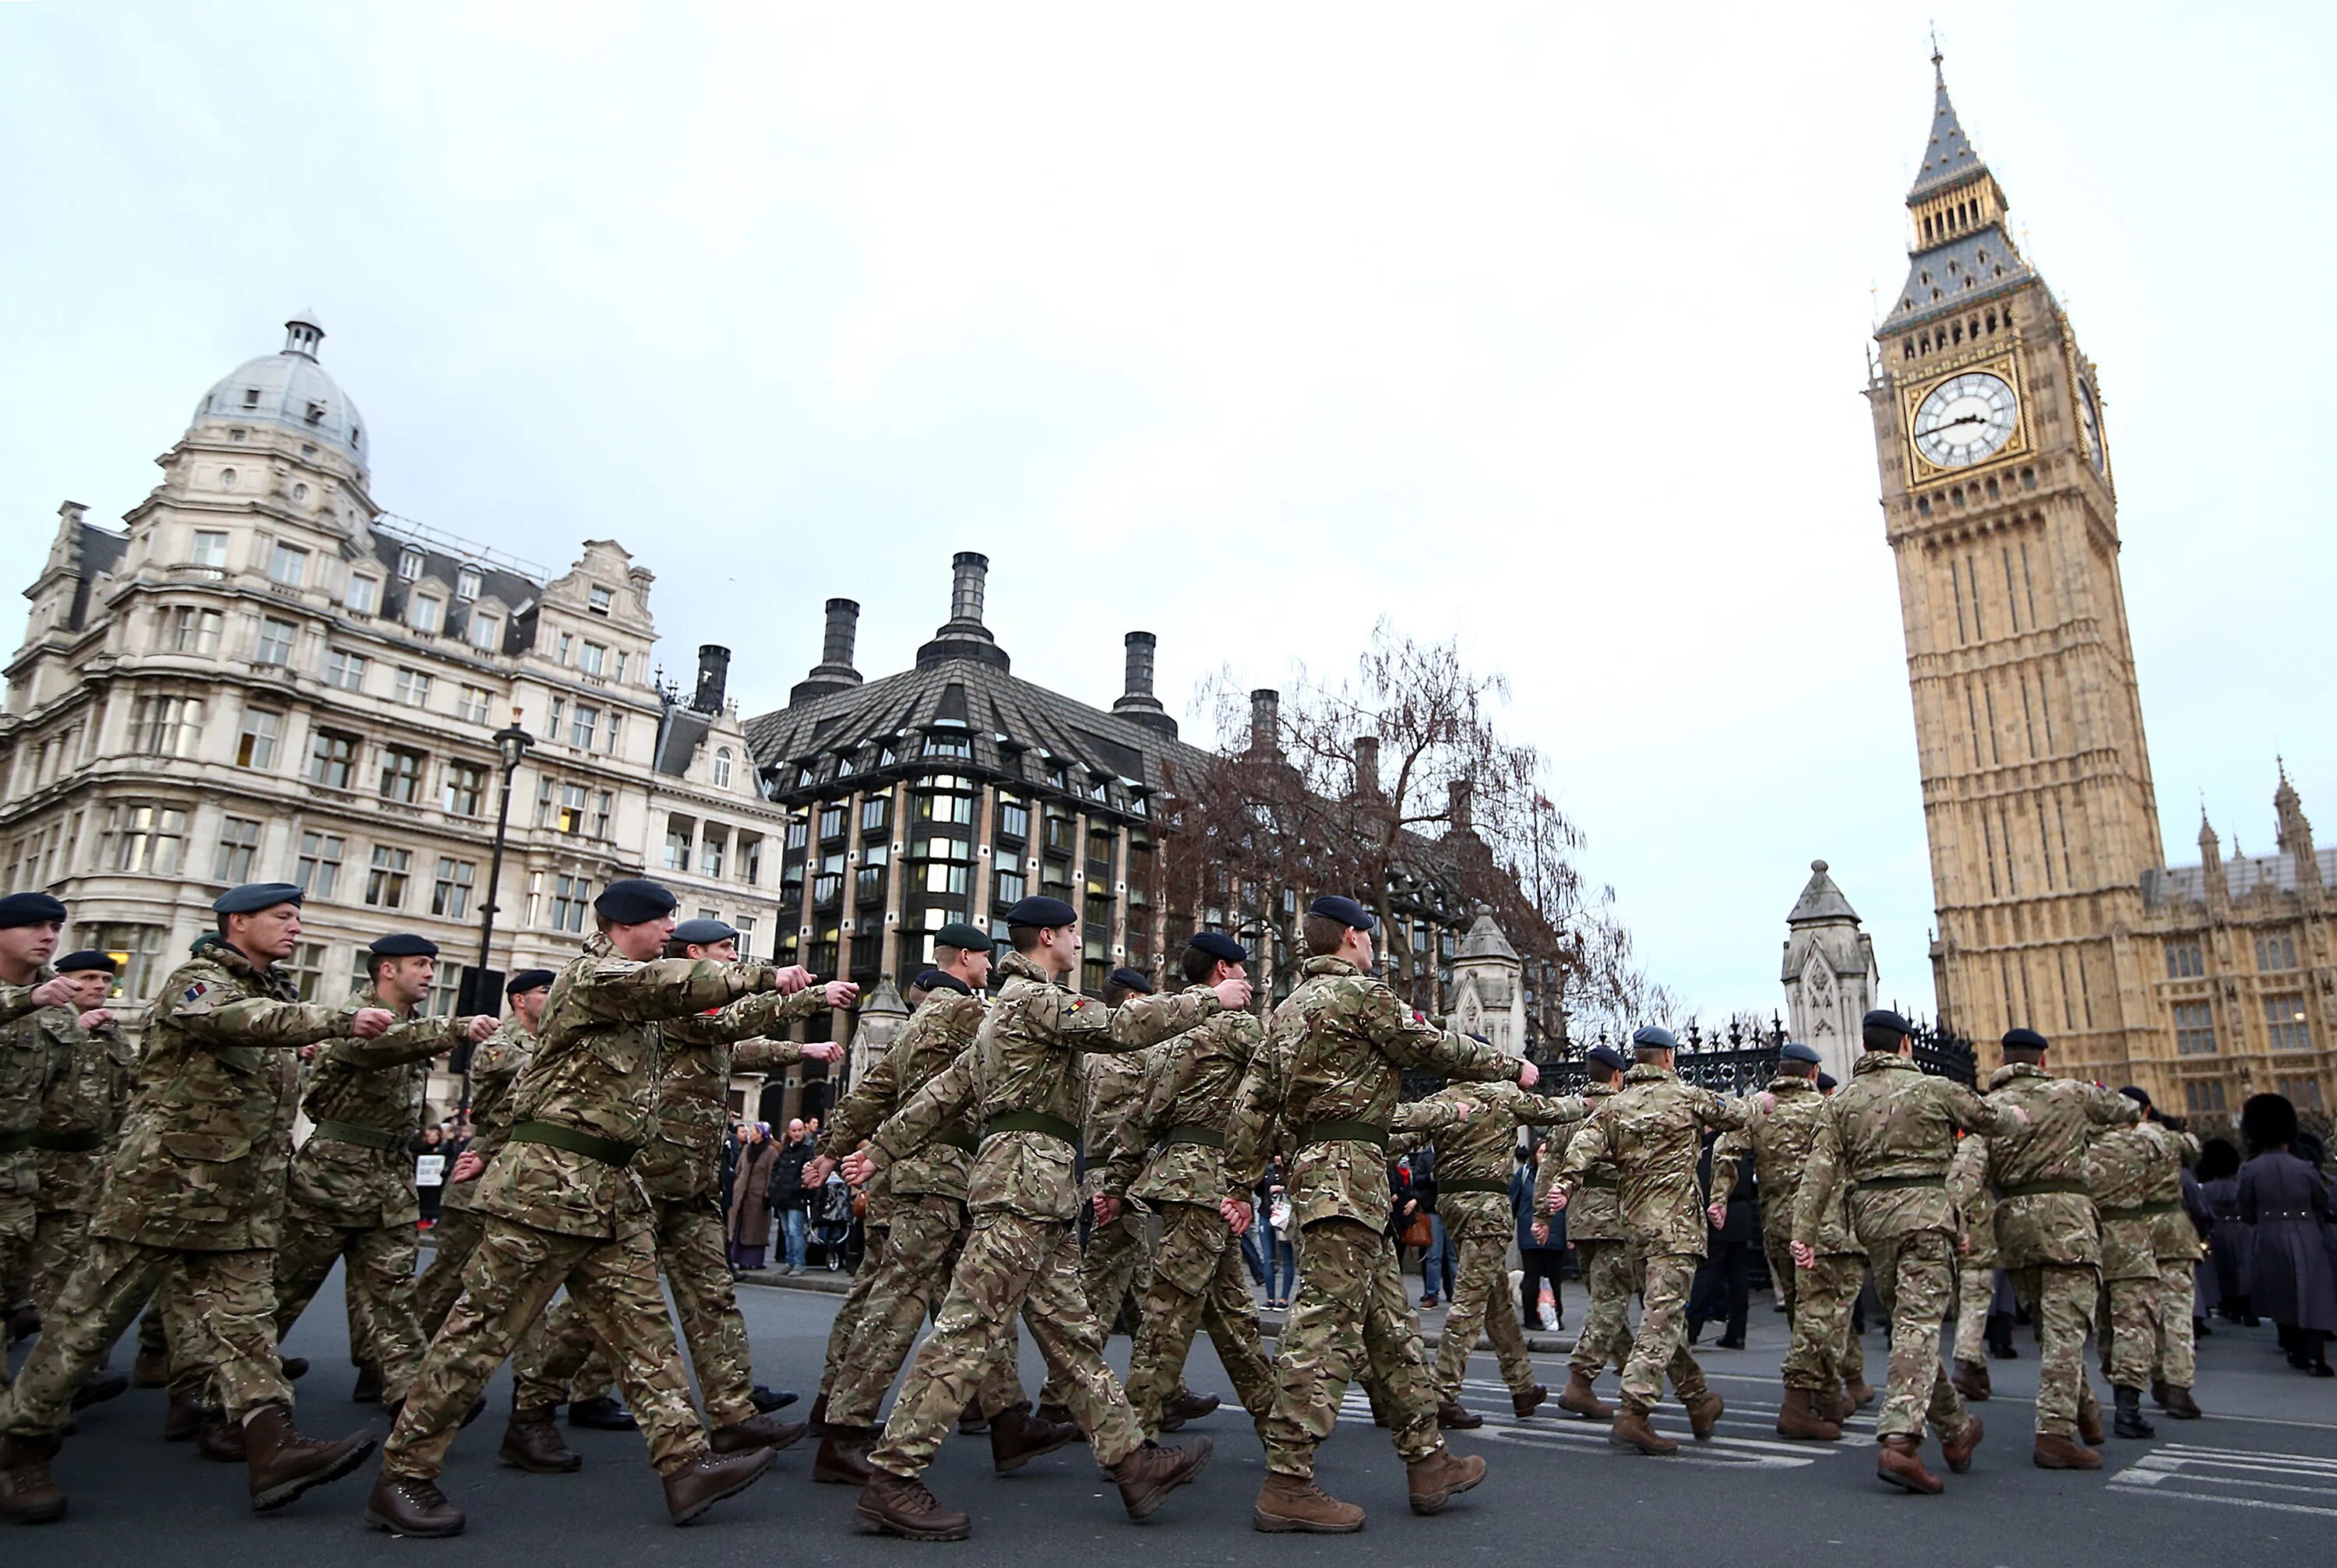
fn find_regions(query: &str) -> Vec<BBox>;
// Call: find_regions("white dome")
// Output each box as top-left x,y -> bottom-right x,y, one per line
189,312 -> 368,474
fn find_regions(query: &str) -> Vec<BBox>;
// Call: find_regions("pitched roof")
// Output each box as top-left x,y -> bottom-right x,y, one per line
1881,223 -> 2035,331
1787,859 -> 1861,925
1909,65 -> 1985,200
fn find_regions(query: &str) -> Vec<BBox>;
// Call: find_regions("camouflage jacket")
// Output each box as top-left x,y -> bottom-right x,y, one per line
0,971 -> 65,1201
442,1018 -> 532,1214
835,988 -> 985,1206
288,985 -> 471,1228
1100,988 -> 1267,1209
1534,1082 -> 1624,1242
636,988 -> 827,1203
91,937 -> 411,1252
2087,1125 -> 2160,1282
1982,1062 -> 2140,1269
1945,1133 -> 1998,1268
1553,1064 -> 1750,1258
1411,1080 -> 1586,1241
1793,1052 -> 2020,1250
1714,1076 -> 1859,1256
2141,1120 -> 2203,1261
1226,957 -> 1517,1232
29,1002 -> 136,1215
1081,1039 -> 1157,1196
870,950 -> 1221,1223
473,936 -> 778,1241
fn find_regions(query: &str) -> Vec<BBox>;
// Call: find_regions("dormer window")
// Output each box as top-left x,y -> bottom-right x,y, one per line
580,641 -> 607,677
305,401 -> 326,425
456,566 -> 482,600
714,748 -> 734,788
347,576 -> 379,615
242,387 -> 260,408
587,584 -> 613,616
407,595 -> 442,635
397,547 -> 423,582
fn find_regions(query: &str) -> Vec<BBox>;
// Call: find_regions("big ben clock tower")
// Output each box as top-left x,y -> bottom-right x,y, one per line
1869,54 -> 2164,1082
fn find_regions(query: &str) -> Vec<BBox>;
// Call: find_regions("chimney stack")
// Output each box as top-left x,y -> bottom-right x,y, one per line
1447,777 -> 1474,834
916,551 -> 1010,671
1250,689 -> 1281,756
789,597 -> 865,703
1111,631 -> 1178,738
950,551 -> 989,625
1123,631 -> 1156,697
1354,735 -> 1381,798
693,644 -> 731,714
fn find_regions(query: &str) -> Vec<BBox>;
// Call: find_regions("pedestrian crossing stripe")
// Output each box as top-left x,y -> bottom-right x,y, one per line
2110,1443 -> 2337,1518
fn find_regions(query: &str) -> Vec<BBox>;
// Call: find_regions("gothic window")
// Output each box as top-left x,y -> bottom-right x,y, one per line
2265,994 -> 2312,1052
2173,1002 -> 2215,1055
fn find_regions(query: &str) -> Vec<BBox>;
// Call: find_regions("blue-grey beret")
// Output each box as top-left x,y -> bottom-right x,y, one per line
1778,1040 -> 1822,1066
1631,1024 -> 1680,1051
506,968 -> 556,995
1004,895 -> 1078,928
1307,894 -> 1377,932
1584,1044 -> 1628,1072
212,883 -> 305,916
933,921 -> 995,953
54,950 -> 118,974
594,878 -> 678,924
1817,1071 -> 1838,1091
1863,1009 -> 1913,1036
368,932 -> 439,958
1186,931 -> 1248,965
0,891 -> 69,928
2001,1027 -> 2050,1052
1106,966 -> 1154,995
914,967 -> 972,996
672,918 -> 738,946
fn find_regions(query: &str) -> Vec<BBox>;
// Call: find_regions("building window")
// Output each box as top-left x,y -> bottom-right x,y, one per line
432,857 -> 476,919
550,874 -> 590,933
190,530 -> 230,570
613,650 -> 627,682
2278,1076 -> 2327,1113
295,831 -> 344,899
2256,932 -> 2299,971
442,759 -> 488,816
307,729 -> 359,788
213,816 -> 262,883
995,867 -> 1026,906
284,941 -> 329,1002
714,748 -> 734,788
734,914 -> 757,958
325,648 -> 368,691
347,576 -> 379,615
785,818 -> 807,851
268,541 -> 308,588
856,844 -> 890,902
397,546 -> 424,581
392,667 -> 432,707
2183,1080 -> 2228,1115
161,606 -> 224,654
555,632 -> 574,666
592,789 -> 612,838
130,695 -> 206,758
456,685 -> 492,724
365,845 -> 411,908
91,924 -> 167,999
554,783 -> 588,836
234,709 -> 282,770
814,852 -> 845,907
738,833 -> 763,886
580,641 -> 607,676
569,704 -> 598,749
456,566 -> 483,600
1087,826 -> 1113,865
860,795 -> 888,834
664,817 -> 693,871
1085,876 -> 1111,930
996,796 -> 1028,841
587,584 -> 612,616
917,785 -> 974,826
922,732 -> 971,759
819,805 -> 846,841
1044,810 -> 1074,851
426,963 -> 466,1018
2164,941 -> 2204,979
2266,993 -> 2313,1052
2173,1001 -> 2215,1056
1083,957 -> 1107,996
407,595 -> 442,635
548,696 -> 566,737
107,802 -> 188,874
256,617 -> 297,666
700,827 -> 727,879
470,612 -> 500,650
378,745 -> 426,803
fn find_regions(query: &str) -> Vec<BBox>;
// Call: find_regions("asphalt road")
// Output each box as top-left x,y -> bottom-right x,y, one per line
10,1268 -> 2335,1563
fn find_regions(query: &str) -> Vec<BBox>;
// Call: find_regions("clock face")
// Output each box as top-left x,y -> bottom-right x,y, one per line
1912,371 -> 2019,469
2077,382 -> 2106,472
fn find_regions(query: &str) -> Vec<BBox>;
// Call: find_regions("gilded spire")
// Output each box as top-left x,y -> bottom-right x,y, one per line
1909,49 -> 1985,200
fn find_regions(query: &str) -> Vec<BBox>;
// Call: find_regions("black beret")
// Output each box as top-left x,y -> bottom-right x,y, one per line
933,921 -> 994,953
1863,1009 -> 1913,1036
671,918 -> 738,946
1631,1024 -> 1680,1052
212,883 -> 304,916
594,878 -> 678,924
1778,1041 -> 1822,1066
915,967 -> 973,996
506,968 -> 556,996
2119,1085 -> 2151,1108
1186,931 -> 1248,966
2000,1027 -> 2050,1053
1106,966 -> 1154,995
368,933 -> 439,958
2243,1092 -> 2300,1154
54,950 -> 118,974
1584,1044 -> 1628,1073
1003,895 -> 1078,928
0,892 -> 68,928
1816,1071 -> 1839,1092
1306,894 -> 1377,932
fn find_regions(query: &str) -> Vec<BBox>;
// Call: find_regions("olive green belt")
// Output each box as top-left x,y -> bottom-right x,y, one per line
936,1128 -> 981,1156
23,1129 -> 104,1153
0,1129 -> 37,1154
983,1112 -> 1080,1147
1856,1174 -> 1945,1191
1578,1172 -> 1618,1189
2002,1178 -> 2091,1199
310,1118 -> 407,1153
1297,1119 -> 1388,1150
512,1120 -> 641,1167
2100,1200 -> 2181,1218
1439,1178 -> 1510,1197
1162,1122 -> 1225,1150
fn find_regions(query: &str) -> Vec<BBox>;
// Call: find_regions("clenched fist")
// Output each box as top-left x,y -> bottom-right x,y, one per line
349,1006 -> 396,1038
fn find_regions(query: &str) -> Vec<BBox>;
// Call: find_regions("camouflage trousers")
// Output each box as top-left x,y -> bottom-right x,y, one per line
1433,1200 -> 1537,1402
0,1196 -> 30,1336
816,1219 -> 888,1404
1867,1230 -> 1966,1442
271,1207 -> 428,1405
2097,1268 -> 2159,1390
868,1210 -> 1146,1478
827,1196 -> 1023,1429
1566,1238 -> 1637,1378
2008,1263 -> 2099,1437
1778,1249 -> 1867,1399
1037,1206 -> 1151,1409
1616,1249 -> 1711,1411
1260,1217 -> 1444,1480
1951,1263 -> 1996,1365
382,1214 -> 708,1480
27,1207 -> 89,1330
516,1196 -> 761,1429
1124,1200 -> 1276,1438
2152,1256 -> 2198,1390
414,1206 -> 486,1337
0,1238 -> 291,1432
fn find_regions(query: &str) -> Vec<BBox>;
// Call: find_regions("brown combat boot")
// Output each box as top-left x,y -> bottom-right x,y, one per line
664,1446 -> 775,1525
1952,1359 -> 1991,1401
1942,1414 -> 1983,1474
989,1401 -> 1080,1475
2033,1432 -> 2103,1470
1160,1388 -> 1219,1431
710,1411 -> 809,1453
1775,1387 -> 1842,1442
498,1404 -> 582,1473
1846,1376 -> 1877,1411
2162,1385 -> 2202,1420
1253,1470 -> 1365,1533
351,1361 -> 383,1404
1109,1437 -> 1213,1520
856,1470 -> 972,1540
1512,1383 -> 1548,1418
955,1396 -> 992,1436
1683,1389 -> 1724,1441
163,1391 -> 203,1442
1877,1433 -> 1943,1494
1609,1399 -> 1678,1456
812,1425 -> 878,1485
1556,1370 -> 1612,1420
70,1371 -> 129,1411
366,1471 -> 465,1537
0,1433 -> 66,1526
242,1404 -> 375,1513
807,1392 -> 830,1434
131,1342 -> 170,1389
2076,1387 -> 2105,1446
1406,1447 -> 1488,1514
1436,1398 -> 1483,1430
197,1413 -> 245,1462
1826,1388 -> 1858,1424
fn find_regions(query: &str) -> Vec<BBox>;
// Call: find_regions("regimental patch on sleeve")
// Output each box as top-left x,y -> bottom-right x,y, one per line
178,979 -> 215,1016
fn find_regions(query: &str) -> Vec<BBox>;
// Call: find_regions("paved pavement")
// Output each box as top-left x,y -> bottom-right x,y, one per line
9,1270 -> 2334,1563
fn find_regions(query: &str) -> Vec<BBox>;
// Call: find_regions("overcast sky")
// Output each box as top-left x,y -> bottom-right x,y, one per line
5,4 -> 2331,1022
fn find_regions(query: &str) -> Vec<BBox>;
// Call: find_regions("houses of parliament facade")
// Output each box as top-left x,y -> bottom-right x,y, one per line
1870,59 -> 2332,1119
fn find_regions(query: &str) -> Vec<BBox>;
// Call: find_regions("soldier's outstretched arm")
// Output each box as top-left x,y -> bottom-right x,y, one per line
869,1045 -> 976,1167
1352,983 -> 1517,1080
170,985 -> 361,1051
0,978 -> 80,1023
1390,1094 -> 1472,1140
1061,985 -> 1225,1055
573,957 -> 777,1024
2084,1081 -> 2145,1129
1521,1093 -> 1591,1128
329,1010 -> 482,1069
1690,1085 -> 1756,1132
1940,1079 -> 2025,1138
821,1046 -> 902,1155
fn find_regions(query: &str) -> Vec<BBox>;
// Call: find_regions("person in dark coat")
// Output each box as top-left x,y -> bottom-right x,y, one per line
2237,1094 -> 2337,1376
724,1121 -> 781,1270
2198,1137 -> 2254,1324
1513,1143 -> 1566,1331
1686,1132 -> 1757,1349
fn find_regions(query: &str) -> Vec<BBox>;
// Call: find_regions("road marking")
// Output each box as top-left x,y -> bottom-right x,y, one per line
2110,1443 -> 2337,1518
1335,1381 -> 1827,1471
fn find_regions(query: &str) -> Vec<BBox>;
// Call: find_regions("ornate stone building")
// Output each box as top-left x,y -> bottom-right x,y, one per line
1779,859 -> 1881,1083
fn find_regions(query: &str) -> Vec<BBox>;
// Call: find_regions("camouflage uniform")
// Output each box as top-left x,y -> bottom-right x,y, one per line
1534,1082 -> 1634,1381
1983,1062 -> 2140,1437
271,985 -> 471,1405
1551,1064 -> 1750,1415
1097,988 -> 1284,1436
1945,1133 -> 1999,1368
2086,1124 -> 2160,1391
1033,1039 -> 1160,1413
1223,955 -> 1517,1481
0,938 -> 394,1434
414,1018 -> 534,1336
2139,1120 -> 2202,1393
378,938 -> 783,1484
26,1005 -> 136,1330
1714,1077 -> 1866,1404
862,950 -> 1224,1481
516,986 -> 831,1427
1793,1052 -> 2019,1441
1398,1080 -> 1585,1408
0,978 -> 64,1361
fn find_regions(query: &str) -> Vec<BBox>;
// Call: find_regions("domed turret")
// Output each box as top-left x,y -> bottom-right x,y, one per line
189,311 -> 368,474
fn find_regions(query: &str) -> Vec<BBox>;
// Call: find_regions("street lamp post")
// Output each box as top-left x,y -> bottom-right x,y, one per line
460,710 -> 534,1108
